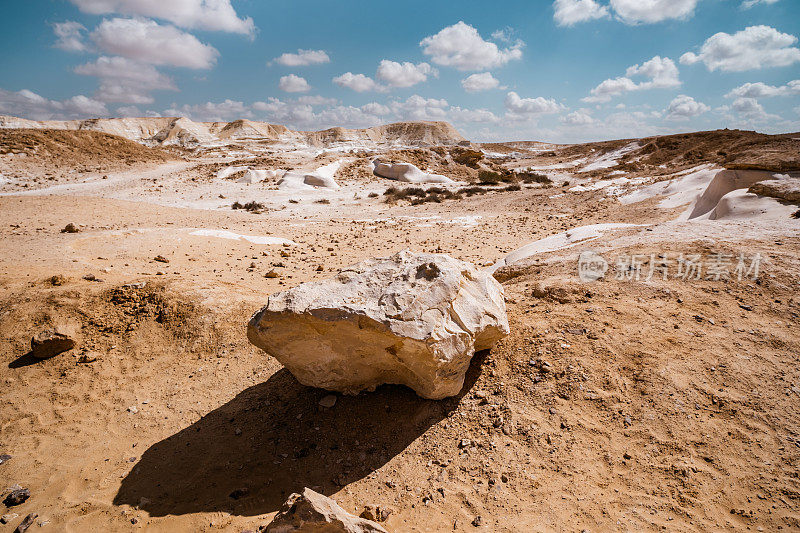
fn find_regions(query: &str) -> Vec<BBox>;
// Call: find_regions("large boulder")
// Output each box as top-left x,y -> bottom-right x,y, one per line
371,159 -> 453,184
247,251 -> 509,399
263,488 -> 388,532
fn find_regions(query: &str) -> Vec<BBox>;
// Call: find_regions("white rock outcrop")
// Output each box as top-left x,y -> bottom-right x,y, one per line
247,251 -> 509,399
371,159 -> 453,184
263,488 -> 388,533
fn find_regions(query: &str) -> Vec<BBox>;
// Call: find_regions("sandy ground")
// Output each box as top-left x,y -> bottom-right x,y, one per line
1,131 -> 799,532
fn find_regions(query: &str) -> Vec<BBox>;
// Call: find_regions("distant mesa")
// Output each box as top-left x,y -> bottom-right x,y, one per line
0,115 -> 467,150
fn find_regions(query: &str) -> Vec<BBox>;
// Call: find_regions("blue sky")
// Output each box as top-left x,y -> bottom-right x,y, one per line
0,0 -> 799,142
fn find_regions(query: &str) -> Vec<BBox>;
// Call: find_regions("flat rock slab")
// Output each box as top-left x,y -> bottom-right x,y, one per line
247,251 -> 509,399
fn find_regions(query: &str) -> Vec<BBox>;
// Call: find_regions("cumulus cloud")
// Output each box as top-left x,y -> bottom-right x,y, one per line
251,98 -> 385,129
504,92 -> 564,118
664,94 -> 710,120
461,72 -> 503,92
68,0 -> 255,35
390,95 -> 449,121
53,21 -> 88,52
0,88 -> 108,120
376,60 -> 436,88
560,110 -> 595,125
278,74 -> 311,93
91,17 -> 219,69
166,99 -> 250,121
680,26 -> 800,72
272,49 -> 330,67
610,0 -> 699,24
332,72 -> 385,93
449,106 -> 501,123
295,95 -> 338,106
74,56 -> 177,104
553,0 -> 609,26
584,56 -> 680,102
420,21 -> 523,71
360,102 -> 391,115
725,80 -> 800,98
730,96 -> 779,122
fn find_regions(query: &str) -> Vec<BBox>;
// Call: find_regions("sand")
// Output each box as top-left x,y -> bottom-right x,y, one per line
0,122 -> 799,532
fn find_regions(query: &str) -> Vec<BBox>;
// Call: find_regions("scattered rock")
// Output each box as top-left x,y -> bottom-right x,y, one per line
3,488 -> 30,507
61,223 -> 79,233
127,406 -> 138,414
472,515 -> 483,527
0,513 -> 18,524
319,395 -> 337,408
154,255 -> 169,263
739,304 -> 753,311
264,270 -> 279,279
0,454 -> 11,465
248,251 -> 509,399
13,513 -> 36,533
262,487 -> 388,532
360,505 -> 393,523
76,352 -> 98,364
30,327 -> 76,360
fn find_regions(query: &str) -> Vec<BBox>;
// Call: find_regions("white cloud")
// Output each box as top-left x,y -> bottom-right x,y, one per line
680,26 -> 800,72
295,95 -> 338,106
742,0 -> 779,8
584,56 -> 680,102
725,80 -> 800,98
610,0 -> 699,24
449,106 -> 501,123
166,99 -> 250,121
252,98 -> 315,125
420,21 -> 523,71
376,60 -> 436,88
730,96 -> 779,122
664,94 -> 710,120
74,56 -> 177,104
390,95 -> 449,121
553,0 -> 609,26
278,74 -> 311,93
504,92 -> 564,118
560,110 -> 595,125
69,0 -> 255,35
361,102 -> 391,115
53,21 -> 88,52
332,72 -> 385,93
461,72 -> 503,92
91,17 -> 219,69
272,49 -> 330,67
0,88 -> 108,120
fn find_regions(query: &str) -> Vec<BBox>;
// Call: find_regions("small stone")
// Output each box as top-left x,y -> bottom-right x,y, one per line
319,395 -> 337,408
77,352 -> 98,364
264,488 -> 387,532
49,275 -> 67,286
154,255 -> 169,263
500,474 -> 509,483
264,270 -> 279,279
3,488 -> 30,507
82,274 -> 97,281
0,454 -> 11,465
739,304 -> 753,311
459,438 -> 471,449
360,505 -> 393,522
61,223 -> 79,233
12,513 -> 36,533
156,271 -> 166,276
127,406 -> 138,414
624,415 -> 632,427
472,515 -> 483,527
31,327 -> 76,360
316,265 -> 324,272
1,513 -> 18,524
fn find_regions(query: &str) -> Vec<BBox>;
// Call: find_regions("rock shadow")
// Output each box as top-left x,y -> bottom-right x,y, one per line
113,350 -> 488,517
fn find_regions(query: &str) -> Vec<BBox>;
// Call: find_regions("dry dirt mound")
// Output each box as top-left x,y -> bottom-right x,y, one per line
0,128 -> 174,170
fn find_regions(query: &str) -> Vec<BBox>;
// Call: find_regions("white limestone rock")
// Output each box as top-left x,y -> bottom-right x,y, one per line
371,159 -> 453,184
247,251 -> 509,399
263,488 -> 388,533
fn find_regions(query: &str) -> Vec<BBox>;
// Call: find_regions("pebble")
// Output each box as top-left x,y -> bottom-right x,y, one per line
318,395 -> 337,408
12,512 -> 36,533
127,406 -> 138,414
0,514 -> 18,525
0,454 -> 11,465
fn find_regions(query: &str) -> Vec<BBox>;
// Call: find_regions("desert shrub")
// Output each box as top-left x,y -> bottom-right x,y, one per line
232,201 -> 265,212
516,171 -> 552,184
458,186 -> 489,197
314,198 -> 331,204
451,148 -> 484,168
478,170 -> 503,185
504,184 -> 522,192
367,192 -> 379,198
